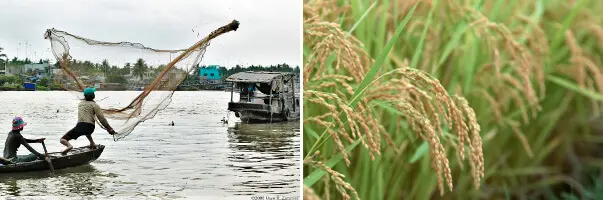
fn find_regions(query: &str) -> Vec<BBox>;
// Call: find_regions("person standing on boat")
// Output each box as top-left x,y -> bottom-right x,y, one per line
60,87 -> 115,155
247,84 -> 255,102
2,116 -> 47,163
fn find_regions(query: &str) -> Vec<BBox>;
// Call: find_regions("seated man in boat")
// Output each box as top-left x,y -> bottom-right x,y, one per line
2,116 -> 47,163
60,87 -> 116,155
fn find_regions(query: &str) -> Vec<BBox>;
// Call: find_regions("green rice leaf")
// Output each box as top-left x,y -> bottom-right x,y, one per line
348,0 -> 421,107
409,141 -> 429,163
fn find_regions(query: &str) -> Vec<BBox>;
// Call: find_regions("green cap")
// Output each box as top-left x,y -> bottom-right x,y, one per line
83,87 -> 96,96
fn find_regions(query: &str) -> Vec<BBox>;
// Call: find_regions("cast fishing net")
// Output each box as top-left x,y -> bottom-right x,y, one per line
43,20 -> 240,141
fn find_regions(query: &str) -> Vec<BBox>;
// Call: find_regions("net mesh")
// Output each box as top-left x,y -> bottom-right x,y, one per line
43,20 -> 240,141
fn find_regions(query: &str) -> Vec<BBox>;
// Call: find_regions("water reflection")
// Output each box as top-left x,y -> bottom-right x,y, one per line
226,122 -> 298,153
225,122 -> 300,196
0,165 -> 117,197
3,179 -> 19,196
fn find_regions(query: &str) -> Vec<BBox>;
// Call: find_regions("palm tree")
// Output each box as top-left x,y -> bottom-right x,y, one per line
132,58 -> 147,81
123,63 -> 131,75
0,47 -> 7,72
0,47 -> 6,62
101,59 -> 110,75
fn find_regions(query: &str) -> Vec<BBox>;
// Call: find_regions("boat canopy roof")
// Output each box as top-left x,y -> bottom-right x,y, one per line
225,71 -> 294,83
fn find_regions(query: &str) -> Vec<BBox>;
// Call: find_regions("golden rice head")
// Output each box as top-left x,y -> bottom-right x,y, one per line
456,4 -> 545,122
562,30 -> 603,112
304,151 -> 360,200
304,17 -> 371,85
304,185 -> 321,200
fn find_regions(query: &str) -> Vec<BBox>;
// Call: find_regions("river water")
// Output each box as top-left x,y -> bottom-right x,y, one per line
0,91 -> 300,199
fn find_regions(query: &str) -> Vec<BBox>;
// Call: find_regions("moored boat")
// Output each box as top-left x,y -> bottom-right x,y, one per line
0,144 -> 105,173
225,71 -> 300,123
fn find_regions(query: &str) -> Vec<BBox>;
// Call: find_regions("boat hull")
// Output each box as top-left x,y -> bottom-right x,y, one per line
229,102 -> 300,123
0,144 -> 105,173
237,110 -> 300,123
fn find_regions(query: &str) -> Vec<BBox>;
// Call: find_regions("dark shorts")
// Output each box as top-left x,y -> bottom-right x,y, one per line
63,122 -> 95,140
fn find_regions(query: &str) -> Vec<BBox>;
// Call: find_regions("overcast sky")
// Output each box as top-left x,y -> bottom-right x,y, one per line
0,0 -> 301,68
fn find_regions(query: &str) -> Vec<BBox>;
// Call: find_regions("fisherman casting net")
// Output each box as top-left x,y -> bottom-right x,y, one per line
44,20 -> 240,141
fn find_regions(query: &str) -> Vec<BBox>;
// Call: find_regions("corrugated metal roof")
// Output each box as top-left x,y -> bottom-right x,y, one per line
225,71 -> 293,83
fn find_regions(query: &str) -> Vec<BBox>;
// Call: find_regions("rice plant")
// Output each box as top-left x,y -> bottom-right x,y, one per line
303,0 -> 603,199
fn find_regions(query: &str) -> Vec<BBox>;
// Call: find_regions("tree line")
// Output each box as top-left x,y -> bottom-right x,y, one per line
0,53 -> 299,86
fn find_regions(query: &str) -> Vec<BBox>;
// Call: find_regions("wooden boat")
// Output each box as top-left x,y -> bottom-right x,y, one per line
0,144 -> 105,173
225,71 -> 300,123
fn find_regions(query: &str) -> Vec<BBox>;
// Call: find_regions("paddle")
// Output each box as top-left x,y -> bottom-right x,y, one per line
41,140 -> 55,174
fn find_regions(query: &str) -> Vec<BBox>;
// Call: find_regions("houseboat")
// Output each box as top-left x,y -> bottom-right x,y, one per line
225,71 -> 300,123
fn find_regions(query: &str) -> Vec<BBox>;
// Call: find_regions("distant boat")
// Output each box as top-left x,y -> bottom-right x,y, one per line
225,71 -> 300,123
23,82 -> 36,91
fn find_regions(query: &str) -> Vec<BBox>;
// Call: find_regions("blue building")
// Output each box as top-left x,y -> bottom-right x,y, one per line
199,65 -> 221,80
199,65 -> 222,84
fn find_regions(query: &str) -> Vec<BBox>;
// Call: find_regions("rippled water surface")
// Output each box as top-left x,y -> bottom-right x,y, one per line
0,91 -> 300,199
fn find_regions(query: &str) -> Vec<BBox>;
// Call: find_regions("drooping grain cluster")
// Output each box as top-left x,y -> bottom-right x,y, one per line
303,22 -> 369,84
373,67 -> 484,194
304,151 -> 360,200
453,96 -> 484,188
392,1 -> 546,132
304,2 -> 370,85
562,30 -> 603,114
303,0 -> 485,197
427,2 -> 549,159
304,185 -> 321,200
464,6 -> 544,121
